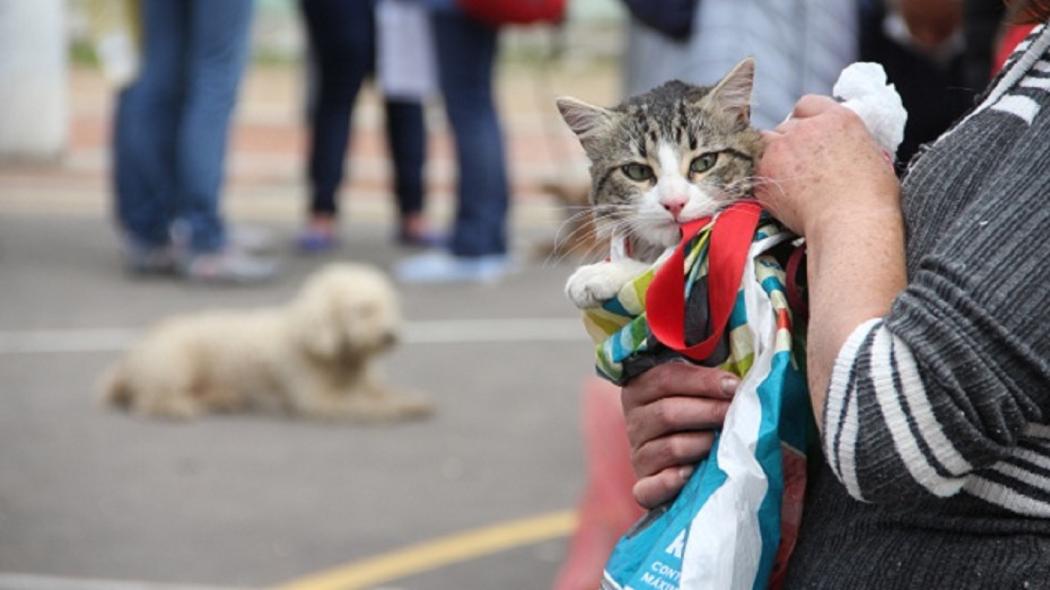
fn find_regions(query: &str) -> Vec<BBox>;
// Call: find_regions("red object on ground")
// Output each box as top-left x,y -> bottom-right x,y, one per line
553,377 -> 645,590
993,24 -> 1037,75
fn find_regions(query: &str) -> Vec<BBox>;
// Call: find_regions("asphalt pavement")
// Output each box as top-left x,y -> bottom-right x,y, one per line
0,212 -> 598,590
0,61 -> 622,590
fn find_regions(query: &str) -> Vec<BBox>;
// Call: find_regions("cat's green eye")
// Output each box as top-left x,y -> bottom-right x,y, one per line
621,163 -> 654,182
690,153 -> 719,174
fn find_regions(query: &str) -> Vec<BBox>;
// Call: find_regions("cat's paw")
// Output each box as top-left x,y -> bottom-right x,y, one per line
565,262 -> 635,309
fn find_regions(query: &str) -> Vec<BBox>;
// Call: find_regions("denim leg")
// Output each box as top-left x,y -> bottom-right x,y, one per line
173,0 -> 254,253
385,98 -> 426,217
430,11 -> 509,257
300,0 -> 375,217
113,0 -> 186,247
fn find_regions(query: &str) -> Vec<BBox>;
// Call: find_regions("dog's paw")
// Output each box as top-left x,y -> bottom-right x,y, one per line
132,395 -> 204,421
390,391 -> 434,420
309,387 -> 435,423
565,261 -> 647,309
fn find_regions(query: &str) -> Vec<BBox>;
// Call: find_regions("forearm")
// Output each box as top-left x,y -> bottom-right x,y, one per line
803,205 -> 907,429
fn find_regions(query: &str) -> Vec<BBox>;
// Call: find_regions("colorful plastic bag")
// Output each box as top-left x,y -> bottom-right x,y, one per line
583,202 -> 812,590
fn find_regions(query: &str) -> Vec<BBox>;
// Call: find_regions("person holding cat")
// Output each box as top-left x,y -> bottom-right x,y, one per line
623,6 -> 1050,587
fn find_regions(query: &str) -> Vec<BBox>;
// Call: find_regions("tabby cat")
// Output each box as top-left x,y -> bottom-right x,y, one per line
557,58 -> 763,309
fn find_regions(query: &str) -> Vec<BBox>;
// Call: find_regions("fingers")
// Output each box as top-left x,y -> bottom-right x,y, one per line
621,362 -> 738,411
625,395 -> 730,451
632,430 -> 715,478
633,466 -> 693,509
619,364 -> 738,508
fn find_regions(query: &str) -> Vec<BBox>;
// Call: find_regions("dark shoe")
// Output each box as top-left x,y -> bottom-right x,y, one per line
396,227 -> 447,249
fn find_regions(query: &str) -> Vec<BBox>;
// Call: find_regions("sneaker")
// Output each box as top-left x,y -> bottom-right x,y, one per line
393,251 -> 512,284
229,225 -> 275,254
122,239 -> 176,275
295,215 -> 339,254
176,248 -> 278,285
295,226 -> 339,254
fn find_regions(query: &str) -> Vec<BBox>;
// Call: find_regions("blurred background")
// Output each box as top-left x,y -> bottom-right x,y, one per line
0,0 -> 1021,588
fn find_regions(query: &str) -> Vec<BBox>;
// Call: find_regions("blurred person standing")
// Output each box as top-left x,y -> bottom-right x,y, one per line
860,0 -> 1004,167
622,0 -> 859,131
393,0 -> 512,284
297,0 -> 439,253
112,0 -> 275,283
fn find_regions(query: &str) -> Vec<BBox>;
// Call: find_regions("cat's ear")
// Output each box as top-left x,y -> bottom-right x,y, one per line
556,97 -> 614,148
705,57 -> 755,124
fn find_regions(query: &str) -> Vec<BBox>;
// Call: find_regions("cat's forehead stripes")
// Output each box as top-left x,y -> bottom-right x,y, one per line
617,83 -> 710,155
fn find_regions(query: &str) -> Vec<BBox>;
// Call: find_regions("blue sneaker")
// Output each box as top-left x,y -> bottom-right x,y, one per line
394,251 -> 512,284
295,227 -> 339,254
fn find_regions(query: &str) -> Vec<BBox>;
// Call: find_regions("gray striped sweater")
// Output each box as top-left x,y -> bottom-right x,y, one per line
784,24 -> 1050,589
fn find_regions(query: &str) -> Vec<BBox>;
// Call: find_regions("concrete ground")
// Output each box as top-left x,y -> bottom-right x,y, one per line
0,59 -> 622,589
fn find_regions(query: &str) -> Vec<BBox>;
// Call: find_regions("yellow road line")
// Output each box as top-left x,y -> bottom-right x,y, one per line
277,510 -> 578,590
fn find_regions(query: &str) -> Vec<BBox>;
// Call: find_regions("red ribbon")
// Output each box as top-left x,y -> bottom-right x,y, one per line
645,201 -> 763,361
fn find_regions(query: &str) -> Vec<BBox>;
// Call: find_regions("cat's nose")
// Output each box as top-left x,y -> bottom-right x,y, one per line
661,198 -> 686,219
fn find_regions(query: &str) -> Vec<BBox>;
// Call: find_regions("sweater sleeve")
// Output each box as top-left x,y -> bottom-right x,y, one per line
821,129 -> 1050,504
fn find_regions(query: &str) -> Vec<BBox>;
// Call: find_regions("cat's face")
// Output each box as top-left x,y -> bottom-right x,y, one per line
557,58 -> 763,249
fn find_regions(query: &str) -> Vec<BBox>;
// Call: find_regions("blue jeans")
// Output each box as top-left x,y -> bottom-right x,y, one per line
113,0 -> 253,252
300,0 -> 426,218
430,10 -> 509,257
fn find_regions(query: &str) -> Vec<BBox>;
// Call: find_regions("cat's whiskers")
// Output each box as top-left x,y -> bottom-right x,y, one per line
743,173 -> 813,198
548,229 -> 614,266
545,219 -> 616,267
548,216 -> 606,266
619,218 -> 661,243
550,203 -> 632,252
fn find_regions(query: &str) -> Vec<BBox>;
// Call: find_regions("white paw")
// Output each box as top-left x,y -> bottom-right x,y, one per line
565,262 -> 630,309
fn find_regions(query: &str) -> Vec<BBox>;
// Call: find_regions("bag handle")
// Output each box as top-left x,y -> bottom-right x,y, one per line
646,201 -> 763,361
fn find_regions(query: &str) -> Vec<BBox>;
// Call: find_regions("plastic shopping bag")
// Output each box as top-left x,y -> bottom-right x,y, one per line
583,203 -> 812,590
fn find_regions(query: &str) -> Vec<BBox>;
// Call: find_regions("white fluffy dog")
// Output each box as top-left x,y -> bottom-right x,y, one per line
102,264 -> 432,422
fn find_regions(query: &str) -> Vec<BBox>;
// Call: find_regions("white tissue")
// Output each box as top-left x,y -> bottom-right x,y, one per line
833,62 -> 908,159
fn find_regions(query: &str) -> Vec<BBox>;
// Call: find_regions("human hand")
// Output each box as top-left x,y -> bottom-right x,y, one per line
757,95 -> 901,237
621,362 -> 738,509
